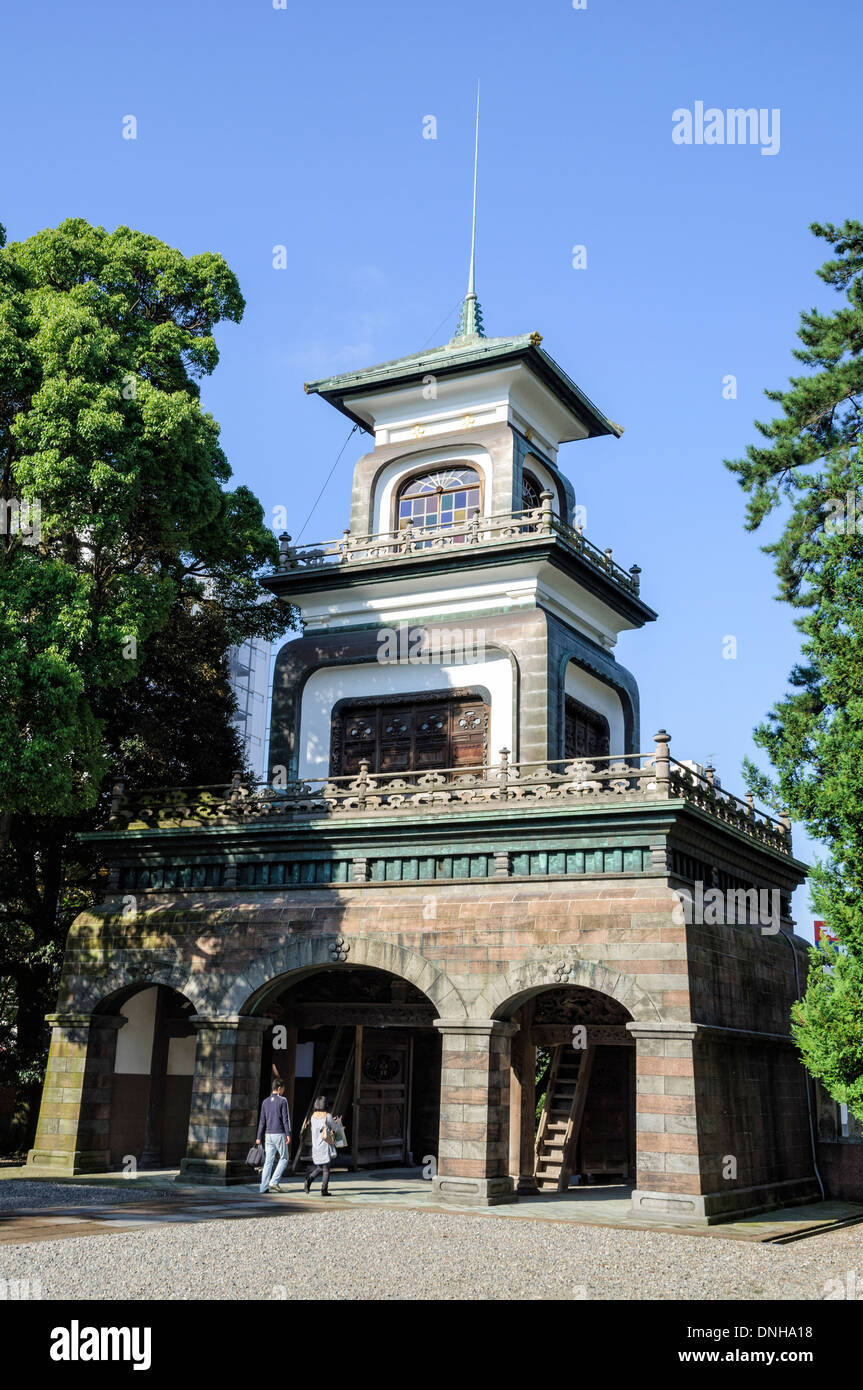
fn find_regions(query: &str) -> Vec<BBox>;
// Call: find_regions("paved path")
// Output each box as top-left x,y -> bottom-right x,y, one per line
2,1169 -> 862,1247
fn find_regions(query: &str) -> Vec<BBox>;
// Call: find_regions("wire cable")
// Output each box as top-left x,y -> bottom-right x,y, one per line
294,423 -> 360,542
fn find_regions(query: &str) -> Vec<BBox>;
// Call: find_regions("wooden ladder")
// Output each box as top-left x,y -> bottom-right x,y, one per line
291,1027 -> 355,1170
534,1044 -> 595,1192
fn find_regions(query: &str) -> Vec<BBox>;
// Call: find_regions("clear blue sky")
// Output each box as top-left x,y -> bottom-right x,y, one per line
3,0 -> 861,936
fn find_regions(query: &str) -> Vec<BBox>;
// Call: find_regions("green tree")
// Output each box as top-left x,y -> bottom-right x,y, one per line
726,219 -> 863,1120
0,219 -> 289,1142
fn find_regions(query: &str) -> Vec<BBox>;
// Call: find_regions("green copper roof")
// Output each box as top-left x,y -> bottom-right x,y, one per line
304,332 -> 623,441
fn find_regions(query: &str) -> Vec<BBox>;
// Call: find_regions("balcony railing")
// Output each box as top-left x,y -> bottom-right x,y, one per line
276,497 -> 643,597
106,732 -> 792,854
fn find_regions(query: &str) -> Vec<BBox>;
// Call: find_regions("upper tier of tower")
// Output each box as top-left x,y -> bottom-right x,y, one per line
304,330 -> 622,465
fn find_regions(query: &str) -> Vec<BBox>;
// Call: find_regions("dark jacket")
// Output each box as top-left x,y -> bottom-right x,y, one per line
257,1093 -> 291,1142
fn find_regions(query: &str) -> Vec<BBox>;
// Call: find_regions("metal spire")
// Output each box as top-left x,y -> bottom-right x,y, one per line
453,82 -> 485,340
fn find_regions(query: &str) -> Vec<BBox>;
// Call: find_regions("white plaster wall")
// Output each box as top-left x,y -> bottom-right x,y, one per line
298,656 -> 513,777
373,444 -> 493,535
166,1035 -> 197,1077
114,987 -> 157,1075
564,662 -> 626,755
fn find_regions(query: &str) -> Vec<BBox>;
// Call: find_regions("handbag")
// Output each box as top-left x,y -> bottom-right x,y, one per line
246,1142 -> 265,1168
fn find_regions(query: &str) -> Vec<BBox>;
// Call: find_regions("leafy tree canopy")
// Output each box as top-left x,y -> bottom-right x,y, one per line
0,218 -> 284,816
0,218 -> 290,1127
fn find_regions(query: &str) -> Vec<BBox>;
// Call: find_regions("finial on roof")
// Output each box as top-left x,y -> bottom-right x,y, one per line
452,82 -> 485,341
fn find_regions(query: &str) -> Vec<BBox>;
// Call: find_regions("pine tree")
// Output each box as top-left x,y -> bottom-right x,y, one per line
726,220 -> 863,1119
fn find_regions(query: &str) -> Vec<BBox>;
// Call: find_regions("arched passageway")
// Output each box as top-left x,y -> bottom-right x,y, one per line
496,984 -> 636,1193
97,984 -> 196,1169
249,965 -> 441,1171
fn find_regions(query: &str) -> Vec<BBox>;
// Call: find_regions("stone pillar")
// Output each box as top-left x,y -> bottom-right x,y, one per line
431,1019 -> 518,1207
178,1015 -> 271,1186
27,1014 -> 125,1174
627,1021 -> 704,1223
628,1020 -> 822,1223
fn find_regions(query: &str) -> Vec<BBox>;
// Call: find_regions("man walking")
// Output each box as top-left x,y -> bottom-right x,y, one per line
257,1079 -> 292,1194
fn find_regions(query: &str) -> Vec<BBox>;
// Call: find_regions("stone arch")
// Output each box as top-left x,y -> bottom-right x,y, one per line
67,928 -> 468,1022
472,957 -> 662,1024
223,935 -> 468,1020
70,956 -> 202,1019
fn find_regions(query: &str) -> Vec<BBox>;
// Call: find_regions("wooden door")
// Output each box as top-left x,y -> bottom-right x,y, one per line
353,1031 -> 413,1166
577,1046 -> 634,1180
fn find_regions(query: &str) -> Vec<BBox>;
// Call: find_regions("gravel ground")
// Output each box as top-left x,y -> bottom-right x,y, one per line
2,1200 -> 862,1300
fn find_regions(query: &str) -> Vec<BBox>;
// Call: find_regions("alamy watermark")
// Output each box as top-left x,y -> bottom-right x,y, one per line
822,492 -> 863,535
672,102 -> 780,156
1,496 -> 41,546
376,622 -> 485,665
672,881 -> 781,933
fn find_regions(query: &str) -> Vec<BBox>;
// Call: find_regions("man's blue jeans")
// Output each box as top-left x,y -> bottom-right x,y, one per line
260,1134 -> 289,1192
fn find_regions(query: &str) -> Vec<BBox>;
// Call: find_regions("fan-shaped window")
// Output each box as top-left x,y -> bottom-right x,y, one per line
521,470 -> 544,513
396,467 -> 482,539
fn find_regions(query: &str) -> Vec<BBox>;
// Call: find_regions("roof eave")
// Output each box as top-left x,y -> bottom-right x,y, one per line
305,340 -> 622,441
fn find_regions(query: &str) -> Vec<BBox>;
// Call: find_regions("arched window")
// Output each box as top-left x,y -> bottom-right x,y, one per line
521,470 -> 544,513
396,466 -> 482,536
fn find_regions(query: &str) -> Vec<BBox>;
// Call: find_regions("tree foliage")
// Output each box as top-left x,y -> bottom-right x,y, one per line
0,219 -> 290,1133
726,220 -> 863,1119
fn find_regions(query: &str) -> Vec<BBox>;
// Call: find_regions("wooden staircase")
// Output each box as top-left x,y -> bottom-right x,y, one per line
291,1027 -> 355,1170
534,1044 -> 595,1192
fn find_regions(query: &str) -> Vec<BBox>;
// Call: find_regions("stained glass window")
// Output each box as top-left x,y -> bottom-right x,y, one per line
521,471 -> 543,513
396,467 -> 482,537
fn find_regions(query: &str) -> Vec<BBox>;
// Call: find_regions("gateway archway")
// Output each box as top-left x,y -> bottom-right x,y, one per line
250,965 -> 441,1171
497,984 -> 636,1194
97,983 -> 197,1169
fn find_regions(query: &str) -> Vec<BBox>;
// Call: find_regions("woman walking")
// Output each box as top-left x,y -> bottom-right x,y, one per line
304,1095 -> 339,1196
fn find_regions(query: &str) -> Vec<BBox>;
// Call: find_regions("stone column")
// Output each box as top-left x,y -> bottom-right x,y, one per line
27,1013 -> 125,1174
178,1015 -> 271,1186
627,1021 -> 704,1223
628,1020 -> 823,1223
431,1019 -> 518,1207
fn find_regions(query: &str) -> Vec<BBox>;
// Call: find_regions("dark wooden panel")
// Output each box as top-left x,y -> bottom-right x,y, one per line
160,1076 -> 193,1165
564,695 -> 610,759
332,695 -> 489,776
578,1046 -> 634,1180
108,1074 -> 149,1167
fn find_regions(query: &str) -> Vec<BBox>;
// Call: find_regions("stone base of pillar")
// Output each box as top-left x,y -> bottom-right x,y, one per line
26,1148 -> 111,1174
516,1173 -> 539,1194
632,1174 -> 822,1225
177,1157 -> 255,1186
432,1174 -> 517,1207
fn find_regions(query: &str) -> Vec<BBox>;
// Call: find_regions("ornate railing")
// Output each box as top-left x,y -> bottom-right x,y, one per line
277,497 -> 642,596
106,732 -> 792,854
